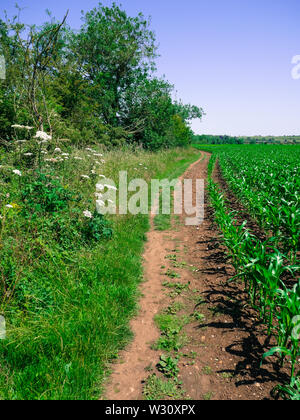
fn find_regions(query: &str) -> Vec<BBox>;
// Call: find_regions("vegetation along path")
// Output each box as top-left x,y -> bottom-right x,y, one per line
104,152 -> 288,401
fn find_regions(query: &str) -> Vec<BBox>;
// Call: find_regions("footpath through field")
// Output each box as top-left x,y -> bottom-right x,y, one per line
104,152 -> 282,400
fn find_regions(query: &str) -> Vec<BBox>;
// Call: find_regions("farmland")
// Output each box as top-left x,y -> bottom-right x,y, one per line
195,144 -> 300,399
0,0 -> 299,402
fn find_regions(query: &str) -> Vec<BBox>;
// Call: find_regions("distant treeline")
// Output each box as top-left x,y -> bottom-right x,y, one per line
193,135 -> 300,145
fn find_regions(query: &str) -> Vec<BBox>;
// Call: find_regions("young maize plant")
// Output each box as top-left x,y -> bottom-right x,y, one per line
203,146 -> 300,400
216,147 -> 300,261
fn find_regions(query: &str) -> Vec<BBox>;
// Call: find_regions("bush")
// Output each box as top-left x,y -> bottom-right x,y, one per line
21,172 -> 78,216
83,212 -> 113,242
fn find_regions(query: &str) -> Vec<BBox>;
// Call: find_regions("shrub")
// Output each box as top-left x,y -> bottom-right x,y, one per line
83,212 -> 113,242
21,172 -> 78,216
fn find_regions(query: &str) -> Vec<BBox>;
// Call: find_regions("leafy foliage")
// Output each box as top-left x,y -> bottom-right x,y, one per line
201,145 -> 300,400
21,172 -> 77,216
0,3 -> 203,149
83,212 -> 113,241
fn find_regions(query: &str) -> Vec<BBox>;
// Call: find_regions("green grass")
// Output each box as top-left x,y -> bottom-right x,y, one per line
0,145 -> 200,400
143,374 -> 185,400
153,153 -> 201,231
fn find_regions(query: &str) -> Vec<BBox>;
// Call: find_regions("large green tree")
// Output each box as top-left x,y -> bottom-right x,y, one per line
0,2 -> 204,150
74,2 -> 158,128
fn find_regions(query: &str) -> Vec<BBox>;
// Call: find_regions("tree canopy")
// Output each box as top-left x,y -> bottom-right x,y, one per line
0,3 -> 204,150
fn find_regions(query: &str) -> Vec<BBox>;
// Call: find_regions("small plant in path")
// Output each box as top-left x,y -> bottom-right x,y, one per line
157,354 -> 180,378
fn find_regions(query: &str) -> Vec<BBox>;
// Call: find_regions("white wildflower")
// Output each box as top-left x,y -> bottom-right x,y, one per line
12,169 -> 22,176
45,158 -> 58,163
96,183 -> 105,191
5,204 -> 13,208
96,199 -> 105,207
11,124 -> 25,129
81,175 -> 90,180
83,210 -> 93,219
54,148 -> 62,153
74,157 -> 83,160
23,153 -> 33,157
93,153 -> 103,157
104,184 -> 117,191
34,131 -> 52,141
12,124 -> 34,130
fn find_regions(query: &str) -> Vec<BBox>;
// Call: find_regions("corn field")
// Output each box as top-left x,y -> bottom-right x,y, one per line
197,145 -> 300,400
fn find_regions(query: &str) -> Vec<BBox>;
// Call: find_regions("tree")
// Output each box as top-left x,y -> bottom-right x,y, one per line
0,3 -> 204,150
74,2 -> 157,128
0,10 -> 68,135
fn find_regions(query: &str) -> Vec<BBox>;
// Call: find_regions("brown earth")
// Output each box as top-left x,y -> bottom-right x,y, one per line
103,152 -> 289,401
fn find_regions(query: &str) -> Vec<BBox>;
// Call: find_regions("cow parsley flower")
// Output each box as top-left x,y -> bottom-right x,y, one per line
96,199 -> 105,207
34,131 -> 52,141
12,169 -> 22,176
83,210 -> 93,219
104,184 -> 117,191
12,124 -> 25,130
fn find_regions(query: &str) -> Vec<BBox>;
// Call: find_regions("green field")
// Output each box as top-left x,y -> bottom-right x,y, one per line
194,144 -> 300,399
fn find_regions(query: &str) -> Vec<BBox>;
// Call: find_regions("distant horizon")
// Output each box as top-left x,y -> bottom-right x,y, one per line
1,0 -> 300,137
194,133 -> 300,137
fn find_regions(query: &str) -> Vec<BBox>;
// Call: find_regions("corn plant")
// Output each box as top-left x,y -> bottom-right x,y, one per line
204,147 -> 300,399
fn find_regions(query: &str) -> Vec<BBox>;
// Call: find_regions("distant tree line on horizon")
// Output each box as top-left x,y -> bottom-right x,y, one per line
193,134 -> 300,145
0,3 -> 203,150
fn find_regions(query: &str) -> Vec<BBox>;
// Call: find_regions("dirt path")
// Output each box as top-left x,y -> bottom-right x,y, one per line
104,153 -> 283,401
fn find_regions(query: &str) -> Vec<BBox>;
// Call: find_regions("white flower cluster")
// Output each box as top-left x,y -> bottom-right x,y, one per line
11,124 -> 34,130
83,210 -> 93,219
12,169 -> 22,176
34,131 -> 52,141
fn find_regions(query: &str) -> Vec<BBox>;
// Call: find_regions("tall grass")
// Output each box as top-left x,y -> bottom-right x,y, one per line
0,144 -> 200,400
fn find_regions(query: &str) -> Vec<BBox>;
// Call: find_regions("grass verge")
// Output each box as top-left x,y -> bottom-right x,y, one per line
0,146 -> 200,400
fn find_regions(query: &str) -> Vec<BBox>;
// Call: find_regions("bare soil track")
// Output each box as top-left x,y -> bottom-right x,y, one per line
104,153 -> 287,401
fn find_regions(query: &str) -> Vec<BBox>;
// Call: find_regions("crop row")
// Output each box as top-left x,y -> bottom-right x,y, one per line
204,147 -> 300,400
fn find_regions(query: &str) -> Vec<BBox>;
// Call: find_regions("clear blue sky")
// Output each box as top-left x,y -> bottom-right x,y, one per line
1,0 -> 300,136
